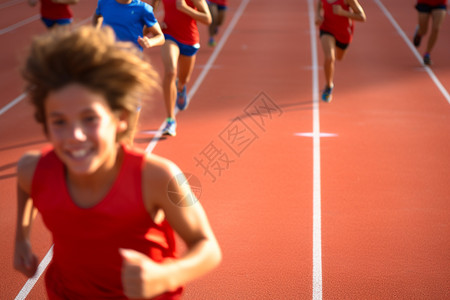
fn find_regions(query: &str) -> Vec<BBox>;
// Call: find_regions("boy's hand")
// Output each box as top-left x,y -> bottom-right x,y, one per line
14,240 -> 38,278
315,15 -> 323,26
332,4 -> 344,16
159,21 -> 167,30
138,36 -> 151,49
28,0 -> 38,7
120,248 -> 172,299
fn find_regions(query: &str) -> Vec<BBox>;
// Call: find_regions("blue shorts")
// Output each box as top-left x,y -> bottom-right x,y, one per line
41,17 -> 72,28
415,3 -> 447,13
164,34 -> 200,57
207,1 -> 227,10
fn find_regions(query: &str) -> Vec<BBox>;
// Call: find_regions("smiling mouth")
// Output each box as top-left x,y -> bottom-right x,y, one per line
66,148 -> 93,160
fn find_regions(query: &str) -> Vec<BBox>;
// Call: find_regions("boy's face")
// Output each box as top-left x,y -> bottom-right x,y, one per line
44,84 -> 126,176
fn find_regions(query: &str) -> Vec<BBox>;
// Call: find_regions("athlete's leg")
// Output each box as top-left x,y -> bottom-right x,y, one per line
216,7 -> 226,27
126,108 -> 140,145
161,40 -> 180,119
320,34 -> 336,88
177,54 -> 196,92
208,3 -> 219,38
335,47 -> 348,61
417,11 -> 430,37
425,9 -> 446,54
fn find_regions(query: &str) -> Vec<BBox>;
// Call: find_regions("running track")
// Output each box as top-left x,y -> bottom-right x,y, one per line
0,0 -> 449,299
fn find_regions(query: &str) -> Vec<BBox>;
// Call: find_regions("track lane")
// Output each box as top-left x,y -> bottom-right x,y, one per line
151,0 -> 315,298
319,0 -> 450,298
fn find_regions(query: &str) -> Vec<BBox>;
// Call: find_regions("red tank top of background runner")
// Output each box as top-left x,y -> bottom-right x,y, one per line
31,145 -> 182,299
40,0 -> 72,20
162,0 -> 199,45
417,0 -> 447,5
319,0 -> 354,44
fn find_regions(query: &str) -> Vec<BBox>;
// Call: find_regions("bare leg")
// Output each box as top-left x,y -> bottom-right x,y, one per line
175,54 -> 196,107
161,40 -> 180,119
177,54 -> 196,92
208,3 -> 219,38
335,46 -> 347,62
126,109 -> 140,145
417,12 -> 430,37
320,34 -> 336,88
425,9 -> 446,54
216,8 -> 226,27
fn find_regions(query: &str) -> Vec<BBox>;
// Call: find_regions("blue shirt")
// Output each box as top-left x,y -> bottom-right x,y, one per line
96,0 -> 158,51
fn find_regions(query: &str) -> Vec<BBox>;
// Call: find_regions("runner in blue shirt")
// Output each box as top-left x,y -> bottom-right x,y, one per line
93,0 -> 164,51
93,0 -> 165,145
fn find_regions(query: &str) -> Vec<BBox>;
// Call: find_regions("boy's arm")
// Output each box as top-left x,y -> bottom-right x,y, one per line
13,153 -> 40,278
139,22 -> 165,49
315,0 -> 323,26
120,156 -> 222,299
150,0 -> 162,10
333,0 -> 366,22
157,163 -> 222,290
176,0 -> 212,25
93,14 -> 103,29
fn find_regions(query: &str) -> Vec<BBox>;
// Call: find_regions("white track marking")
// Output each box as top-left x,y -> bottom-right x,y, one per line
308,0 -> 323,299
0,0 -> 25,10
0,14 -> 40,36
0,94 -> 26,116
295,132 -> 337,138
14,246 -> 54,300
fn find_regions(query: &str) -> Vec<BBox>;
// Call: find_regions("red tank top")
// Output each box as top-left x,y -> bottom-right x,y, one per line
162,0 -> 200,45
31,146 -> 182,299
41,0 -> 73,20
417,0 -> 447,5
319,0 -> 354,44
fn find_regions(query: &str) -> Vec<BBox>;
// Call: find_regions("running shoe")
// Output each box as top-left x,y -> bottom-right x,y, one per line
321,85 -> 333,103
162,118 -> 176,136
208,37 -> 216,47
423,53 -> 431,66
176,85 -> 188,110
413,28 -> 421,47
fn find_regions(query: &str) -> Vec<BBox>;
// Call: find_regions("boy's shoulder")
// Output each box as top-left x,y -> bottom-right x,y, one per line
126,146 -> 182,189
17,150 -> 43,193
142,152 -> 180,180
17,150 -> 42,172
139,151 -> 184,203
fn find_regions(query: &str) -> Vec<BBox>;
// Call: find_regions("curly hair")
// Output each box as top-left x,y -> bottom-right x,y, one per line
21,25 -> 159,141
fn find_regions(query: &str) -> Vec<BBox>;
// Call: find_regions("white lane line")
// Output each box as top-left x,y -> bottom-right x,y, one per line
373,0 -> 450,104
0,14 -> 40,36
308,0 -> 323,299
0,0 -> 25,10
295,133 -> 337,138
14,245 -> 54,300
0,93 -> 26,116
14,0 -> 251,298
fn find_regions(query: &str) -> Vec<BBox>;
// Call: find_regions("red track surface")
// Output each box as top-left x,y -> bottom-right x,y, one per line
1,0 -> 449,299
